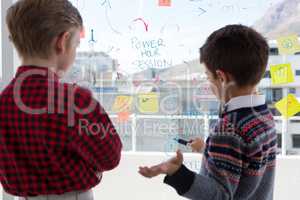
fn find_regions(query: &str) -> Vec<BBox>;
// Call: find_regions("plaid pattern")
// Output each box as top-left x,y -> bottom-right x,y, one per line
0,66 -> 122,197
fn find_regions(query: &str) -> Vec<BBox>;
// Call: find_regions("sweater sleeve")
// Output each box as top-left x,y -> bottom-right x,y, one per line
164,134 -> 244,200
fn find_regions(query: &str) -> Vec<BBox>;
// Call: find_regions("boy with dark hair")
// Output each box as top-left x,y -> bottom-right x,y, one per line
0,0 -> 122,199
139,24 -> 277,200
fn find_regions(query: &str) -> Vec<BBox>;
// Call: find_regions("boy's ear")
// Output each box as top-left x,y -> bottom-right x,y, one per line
55,31 -> 71,54
215,70 -> 228,83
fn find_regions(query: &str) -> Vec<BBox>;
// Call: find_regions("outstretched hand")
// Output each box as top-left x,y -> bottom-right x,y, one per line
139,150 -> 183,178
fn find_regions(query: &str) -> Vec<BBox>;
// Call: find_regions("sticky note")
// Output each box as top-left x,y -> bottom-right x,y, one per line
80,27 -> 85,39
138,93 -> 159,113
277,34 -> 300,55
275,94 -> 300,118
117,112 -> 130,123
112,96 -> 133,112
159,0 -> 171,7
270,63 -> 295,85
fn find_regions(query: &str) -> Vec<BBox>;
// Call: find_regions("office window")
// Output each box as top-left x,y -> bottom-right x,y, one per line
277,134 -> 282,148
269,48 -> 279,56
289,88 -> 296,94
260,88 -> 272,104
273,88 -> 283,102
5,0 -> 298,156
292,135 -> 300,148
263,70 -> 271,78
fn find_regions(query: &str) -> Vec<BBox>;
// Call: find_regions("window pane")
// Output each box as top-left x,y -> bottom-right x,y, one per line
58,0 -> 299,155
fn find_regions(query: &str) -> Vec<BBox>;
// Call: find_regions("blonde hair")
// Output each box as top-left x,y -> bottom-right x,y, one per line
6,0 -> 83,59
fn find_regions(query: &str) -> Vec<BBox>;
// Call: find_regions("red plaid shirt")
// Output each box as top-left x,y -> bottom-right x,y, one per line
0,66 -> 122,196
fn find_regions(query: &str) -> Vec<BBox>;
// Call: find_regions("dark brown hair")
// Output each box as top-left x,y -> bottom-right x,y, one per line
6,0 -> 83,59
200,24 -> 269,87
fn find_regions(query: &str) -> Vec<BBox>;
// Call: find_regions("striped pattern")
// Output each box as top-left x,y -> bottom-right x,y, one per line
201,104 -> 277,199
164,103 -> 277,200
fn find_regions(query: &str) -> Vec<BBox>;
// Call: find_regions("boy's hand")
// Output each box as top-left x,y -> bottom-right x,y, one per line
189,138 -> 205,153
139,150 -> 183,178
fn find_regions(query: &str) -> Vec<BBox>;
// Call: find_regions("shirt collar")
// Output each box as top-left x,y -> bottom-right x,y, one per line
16,66 -> 59,81
223,95 -> 266,113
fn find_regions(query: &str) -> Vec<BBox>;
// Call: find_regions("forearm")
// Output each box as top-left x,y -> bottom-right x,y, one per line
164,165 -> 231,200
183,173 -> 230,200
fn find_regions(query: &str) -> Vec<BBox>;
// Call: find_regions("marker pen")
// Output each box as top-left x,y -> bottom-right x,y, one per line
173,138 -> 193,146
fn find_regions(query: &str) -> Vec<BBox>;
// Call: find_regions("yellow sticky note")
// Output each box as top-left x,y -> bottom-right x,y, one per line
277,34 -> 300,55
138,93 -> 159,113
275,94 -> 300,118
112,96 -> 133,112
270,63 -> 294,85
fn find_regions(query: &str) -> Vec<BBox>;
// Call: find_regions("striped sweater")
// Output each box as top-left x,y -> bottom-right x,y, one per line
164,95 -> 277,200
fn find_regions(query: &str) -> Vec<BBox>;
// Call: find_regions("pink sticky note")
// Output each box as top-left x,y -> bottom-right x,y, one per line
159,0 -> 171,7
80,27 -> 85,39
117,112 -> 130,123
